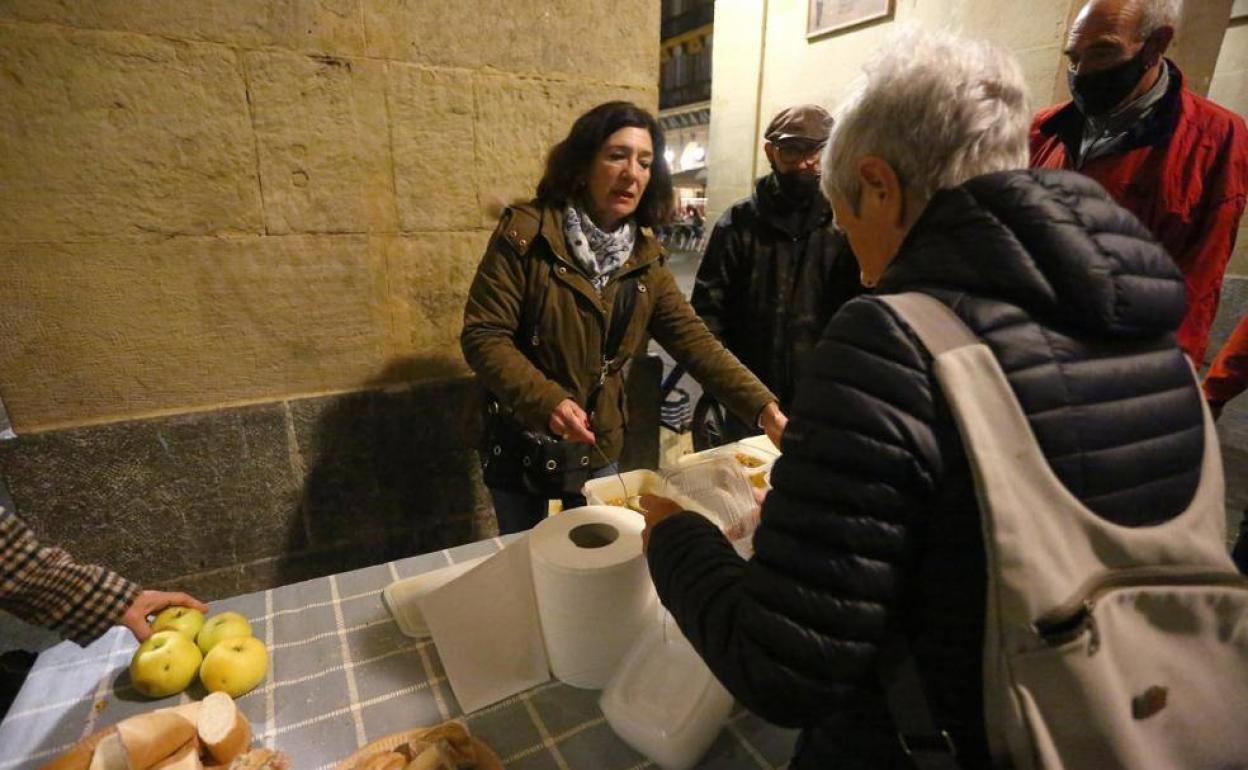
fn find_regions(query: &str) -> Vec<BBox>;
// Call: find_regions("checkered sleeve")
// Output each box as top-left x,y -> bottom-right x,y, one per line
0,507 -> 141,645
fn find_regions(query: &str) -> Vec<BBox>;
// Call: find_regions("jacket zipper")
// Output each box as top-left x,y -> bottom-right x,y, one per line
1034,566 -> 1248,650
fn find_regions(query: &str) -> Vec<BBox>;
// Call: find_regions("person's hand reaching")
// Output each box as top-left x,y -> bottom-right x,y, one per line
120,590 -> 209,642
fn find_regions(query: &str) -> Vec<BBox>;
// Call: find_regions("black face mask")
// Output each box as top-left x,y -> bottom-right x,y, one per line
1067,45 -> 1153,117
773,169 -> 821,201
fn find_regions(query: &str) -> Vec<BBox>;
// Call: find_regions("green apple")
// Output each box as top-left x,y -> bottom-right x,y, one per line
150,606 -> 205,641
199,635 -> 268,698
129,630 -> 202,698
196,612 -> 253,655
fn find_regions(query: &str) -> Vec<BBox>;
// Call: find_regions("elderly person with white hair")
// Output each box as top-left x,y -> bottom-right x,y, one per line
640,29 -> 1201,769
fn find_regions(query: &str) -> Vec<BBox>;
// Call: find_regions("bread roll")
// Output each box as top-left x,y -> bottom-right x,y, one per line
148,743 -> 201,770
402,743 -> 455,770
156,702 -> 201,726
225,749 -> 289,770
407,722 -> 474,766
39,727 -> 117,770
116,712 -> 196,770
197,693 -> 251,765
88,733 -> 130,770
358,752 -> 406,770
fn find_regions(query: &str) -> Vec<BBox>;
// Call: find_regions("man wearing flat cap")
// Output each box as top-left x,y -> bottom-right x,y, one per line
690,104 -> 861,446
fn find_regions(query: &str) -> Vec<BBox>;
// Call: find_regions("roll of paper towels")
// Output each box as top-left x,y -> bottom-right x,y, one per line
530,506 -> 658,689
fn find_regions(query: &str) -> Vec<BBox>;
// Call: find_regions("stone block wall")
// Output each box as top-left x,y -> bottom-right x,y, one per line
0,2 -> 659,606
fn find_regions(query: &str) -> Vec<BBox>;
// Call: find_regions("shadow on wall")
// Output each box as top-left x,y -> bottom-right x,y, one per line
279,355 -> 494,587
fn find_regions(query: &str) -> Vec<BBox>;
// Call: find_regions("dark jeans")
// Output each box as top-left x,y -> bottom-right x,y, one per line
489,463 -> 619,535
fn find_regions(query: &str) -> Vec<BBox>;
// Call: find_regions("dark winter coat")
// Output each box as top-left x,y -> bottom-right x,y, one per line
692,175 -> 862,408
647,169 -> 1201,768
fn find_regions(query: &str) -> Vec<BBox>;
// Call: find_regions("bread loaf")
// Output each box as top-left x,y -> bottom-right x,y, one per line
115,712 -> 197,770
197,693 -> 251,765
38,727 -> 116,770
149,743 -> 201,770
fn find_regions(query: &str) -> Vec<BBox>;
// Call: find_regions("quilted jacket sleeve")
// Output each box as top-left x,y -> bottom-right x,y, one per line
647,295 -> 948,727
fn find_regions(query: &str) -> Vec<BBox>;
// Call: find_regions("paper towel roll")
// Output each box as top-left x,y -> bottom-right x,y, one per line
530,505 -> 657,689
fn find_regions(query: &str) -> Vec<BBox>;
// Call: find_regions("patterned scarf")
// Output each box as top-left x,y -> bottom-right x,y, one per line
564,205 -> 635,292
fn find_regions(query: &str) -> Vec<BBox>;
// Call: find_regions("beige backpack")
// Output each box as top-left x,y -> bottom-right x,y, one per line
879,292 -> 1248,770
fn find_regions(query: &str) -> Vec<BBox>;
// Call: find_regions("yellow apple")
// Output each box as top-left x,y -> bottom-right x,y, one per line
199,636 -> 268,698
150,606 -> 205,640
129,630 -> 202,698
197,612 -> 253,655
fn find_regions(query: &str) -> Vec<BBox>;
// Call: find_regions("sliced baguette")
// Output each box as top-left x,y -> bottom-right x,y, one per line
116,712 -> 196,770
88,733 -> 131,770
197,692 -> 252,765
39,726 -> 117,770
156,702 -> 202,726
149,742 -> 202,770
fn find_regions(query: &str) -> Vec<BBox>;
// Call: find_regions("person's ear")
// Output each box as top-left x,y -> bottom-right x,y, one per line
763,142 -> 778,167
857,156 -> 904,224
1145,27 -> 1174,63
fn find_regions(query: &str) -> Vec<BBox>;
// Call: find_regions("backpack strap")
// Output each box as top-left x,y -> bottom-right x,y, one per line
874,292 -> 980,770
878,292 -> 978,356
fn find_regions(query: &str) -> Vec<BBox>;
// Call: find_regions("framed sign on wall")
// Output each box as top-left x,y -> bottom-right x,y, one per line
808,0 -> 895,39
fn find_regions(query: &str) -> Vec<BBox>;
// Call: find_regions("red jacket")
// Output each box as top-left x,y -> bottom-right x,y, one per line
1204,314 -> 1248,407
1031,61 -> 1248,366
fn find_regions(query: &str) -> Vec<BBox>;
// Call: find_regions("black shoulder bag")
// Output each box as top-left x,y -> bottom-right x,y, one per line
482,265 -> 639,498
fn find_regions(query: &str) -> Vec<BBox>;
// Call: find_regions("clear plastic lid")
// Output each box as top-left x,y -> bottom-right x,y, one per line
660,456 -> 760,550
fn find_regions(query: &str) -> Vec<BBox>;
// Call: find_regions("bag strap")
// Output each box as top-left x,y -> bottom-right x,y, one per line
604,274 -> 640,367
874,292 -> 980,770
587,273 -> 640,412
878,293 -> 978,356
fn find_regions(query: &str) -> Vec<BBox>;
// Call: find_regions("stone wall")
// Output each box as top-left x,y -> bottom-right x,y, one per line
1,2 -> 658,431
0,1 -> 659,609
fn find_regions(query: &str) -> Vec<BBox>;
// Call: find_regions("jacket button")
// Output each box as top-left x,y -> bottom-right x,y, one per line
557,266 -> 567,274
638,284 -> 647,293
518,238 -> 527,246
508,230 -> 518,238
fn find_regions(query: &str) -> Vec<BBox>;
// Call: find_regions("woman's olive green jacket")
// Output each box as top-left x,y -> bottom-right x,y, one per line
462,203 -> 776,464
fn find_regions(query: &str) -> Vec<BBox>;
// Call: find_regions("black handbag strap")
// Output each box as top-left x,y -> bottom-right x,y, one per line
604,273 -> 640,367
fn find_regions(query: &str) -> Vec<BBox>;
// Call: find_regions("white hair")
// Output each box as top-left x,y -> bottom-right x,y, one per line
821,29 -> 1031,212
1137,0 -> 1183,40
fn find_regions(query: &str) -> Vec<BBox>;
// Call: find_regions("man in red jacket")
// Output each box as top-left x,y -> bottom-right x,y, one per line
1203,317 -> 1248,572
1031,0 -> 1248,366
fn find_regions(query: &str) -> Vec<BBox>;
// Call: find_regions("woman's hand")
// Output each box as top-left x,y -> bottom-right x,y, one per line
549,399 -> 596,443
758,402 -> 788,449
639,494 -> 684,552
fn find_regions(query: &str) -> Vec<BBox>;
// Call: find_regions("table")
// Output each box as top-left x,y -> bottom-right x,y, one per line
0,535 -> 797,770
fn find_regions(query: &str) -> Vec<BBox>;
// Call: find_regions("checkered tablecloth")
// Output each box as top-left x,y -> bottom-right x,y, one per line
0,536 -> 797,770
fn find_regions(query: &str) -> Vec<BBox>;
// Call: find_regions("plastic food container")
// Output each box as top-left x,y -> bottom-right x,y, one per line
582,470 -> 702,513
382,556 -> 489,638
600,613 -> 734,770
677,437 -> 780,491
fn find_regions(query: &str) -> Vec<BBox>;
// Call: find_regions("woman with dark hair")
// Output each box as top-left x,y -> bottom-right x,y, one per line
462,101 -> 785,534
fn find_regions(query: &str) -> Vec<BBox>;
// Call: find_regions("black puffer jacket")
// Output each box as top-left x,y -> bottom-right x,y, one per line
692,175 -> 862,408
647,170 -> 1201,768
